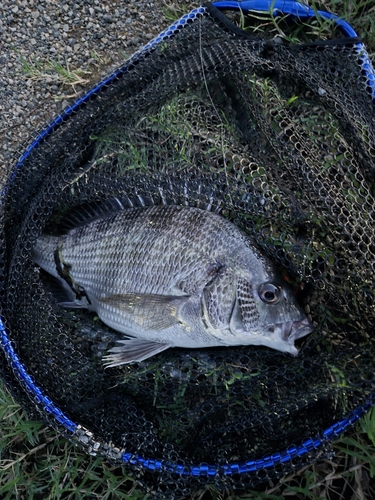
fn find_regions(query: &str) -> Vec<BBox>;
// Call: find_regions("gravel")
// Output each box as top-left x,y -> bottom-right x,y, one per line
0,0 -> 197,175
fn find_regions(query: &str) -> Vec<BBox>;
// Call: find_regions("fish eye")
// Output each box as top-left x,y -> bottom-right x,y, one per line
258,283 -> 281,304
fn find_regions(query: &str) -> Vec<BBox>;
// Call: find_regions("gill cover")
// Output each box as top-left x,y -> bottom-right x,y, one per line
201,266 -> 237,331
229,278 -> 260,334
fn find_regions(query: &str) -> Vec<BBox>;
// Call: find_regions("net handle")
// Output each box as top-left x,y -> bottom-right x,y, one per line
212,0 -> 375,98
212,0 -> 358,37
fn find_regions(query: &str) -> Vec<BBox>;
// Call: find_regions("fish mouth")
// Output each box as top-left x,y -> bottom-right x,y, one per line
280,317 -> 314,342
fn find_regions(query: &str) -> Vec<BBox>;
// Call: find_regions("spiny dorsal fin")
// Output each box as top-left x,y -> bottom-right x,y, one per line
48,195 -> 155,235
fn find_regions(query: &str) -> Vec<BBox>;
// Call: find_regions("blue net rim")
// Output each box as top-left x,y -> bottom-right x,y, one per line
1,317 -> 374,475
2,0 -> 375,478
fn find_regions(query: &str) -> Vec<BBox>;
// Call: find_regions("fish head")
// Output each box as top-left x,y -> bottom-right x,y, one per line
229,277 -> 313,354
202,270 -> 313,355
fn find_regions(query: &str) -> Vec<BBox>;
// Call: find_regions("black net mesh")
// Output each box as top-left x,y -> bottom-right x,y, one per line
1,2 -> 375,497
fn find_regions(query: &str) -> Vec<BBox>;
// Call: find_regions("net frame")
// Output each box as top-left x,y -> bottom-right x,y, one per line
1,0 -> 375,487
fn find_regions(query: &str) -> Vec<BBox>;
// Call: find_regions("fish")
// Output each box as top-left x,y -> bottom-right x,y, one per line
32,202 -> 313,366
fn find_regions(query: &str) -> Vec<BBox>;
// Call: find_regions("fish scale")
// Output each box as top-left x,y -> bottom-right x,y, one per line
32,204 -> 312,365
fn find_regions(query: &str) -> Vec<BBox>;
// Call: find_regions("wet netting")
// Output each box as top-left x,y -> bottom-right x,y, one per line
1,0 -> 375,497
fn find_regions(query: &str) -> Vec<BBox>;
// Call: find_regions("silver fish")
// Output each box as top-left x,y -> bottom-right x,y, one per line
32,204 -> 313,366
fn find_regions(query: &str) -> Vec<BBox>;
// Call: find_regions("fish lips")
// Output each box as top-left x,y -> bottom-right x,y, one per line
269,317 -> 314,356
275,317 -> 314,354
281,317 -> 313,341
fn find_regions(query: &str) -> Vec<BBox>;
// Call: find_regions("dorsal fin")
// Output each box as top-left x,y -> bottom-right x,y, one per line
46,195 -> 155,235
45,181 -> 223,236
60,197 -> 127,232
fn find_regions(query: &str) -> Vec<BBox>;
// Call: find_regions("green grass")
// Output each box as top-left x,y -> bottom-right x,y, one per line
1,380 -> 375,499
19,56 -> 91,86
235,0 -> 375,47
161,0 -> 194,22
16,50 -> 112,101
0,385 -> 146,500
320,0 -> 375,52
3,0 -> 375,499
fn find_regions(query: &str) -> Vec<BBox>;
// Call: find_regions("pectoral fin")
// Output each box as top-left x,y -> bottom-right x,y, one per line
103,338 -> 170,367
98,293 -> 190,330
